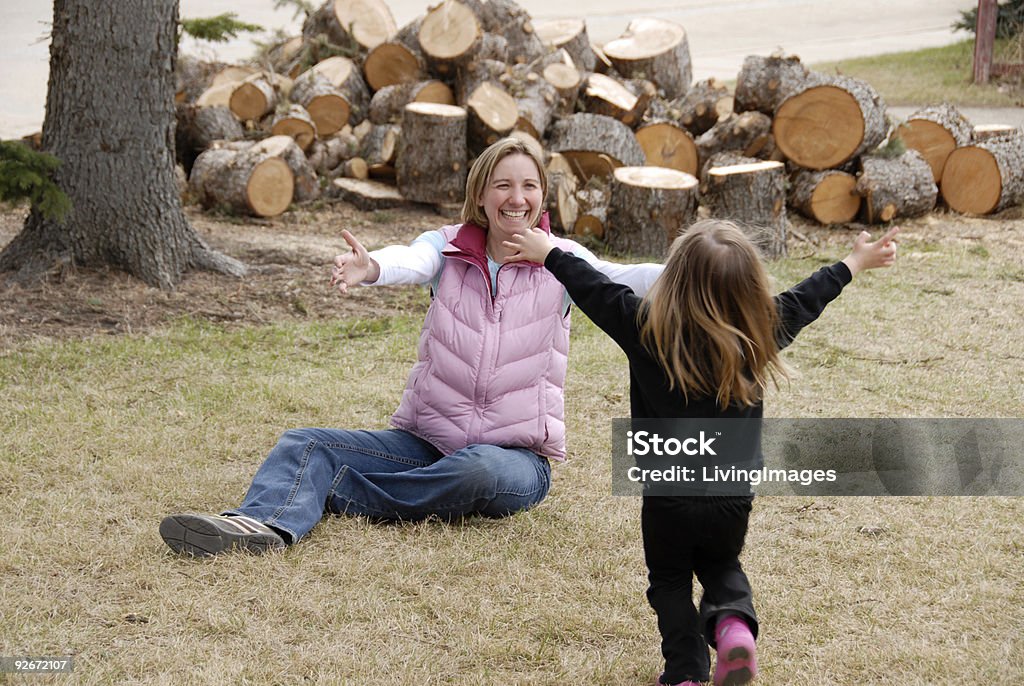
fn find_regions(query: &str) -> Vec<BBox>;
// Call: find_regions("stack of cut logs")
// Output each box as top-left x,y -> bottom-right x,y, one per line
175,0 -> 1024,257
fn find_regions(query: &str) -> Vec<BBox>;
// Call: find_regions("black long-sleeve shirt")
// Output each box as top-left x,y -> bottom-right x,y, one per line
545,248 -> 853,420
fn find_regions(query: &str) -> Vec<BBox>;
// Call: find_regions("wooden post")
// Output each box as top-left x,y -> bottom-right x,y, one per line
972,0 -> 998,84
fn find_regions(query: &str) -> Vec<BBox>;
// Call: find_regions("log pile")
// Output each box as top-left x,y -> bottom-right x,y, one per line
170,0 -> 1021,233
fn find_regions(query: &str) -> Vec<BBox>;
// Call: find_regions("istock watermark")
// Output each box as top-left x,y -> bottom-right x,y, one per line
611,418 -> 1024,496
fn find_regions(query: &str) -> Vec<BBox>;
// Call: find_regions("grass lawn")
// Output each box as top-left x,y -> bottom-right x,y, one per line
1,207 -> 1022,684
811,38 -> 1024,107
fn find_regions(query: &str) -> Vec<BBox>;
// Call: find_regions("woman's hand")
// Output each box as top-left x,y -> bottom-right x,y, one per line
502,228 -> 556,264
842,226 -> 899,276
331,230 -> 380,294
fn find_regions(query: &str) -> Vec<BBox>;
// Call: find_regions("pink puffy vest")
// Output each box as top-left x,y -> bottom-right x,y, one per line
390,217 -> 578,461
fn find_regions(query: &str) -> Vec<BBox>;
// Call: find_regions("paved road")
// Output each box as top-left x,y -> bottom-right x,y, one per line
2,0 -> 1019,139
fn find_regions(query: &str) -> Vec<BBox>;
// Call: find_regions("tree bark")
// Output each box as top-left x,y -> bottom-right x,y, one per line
856,151 -> 937,223
175,104 -> 244,174
368,80 -> 454,124
695,111 -> 774,162
548,113 -> 645,180
734,53 -> 808,115
396,103 -> 469,204
607,166 -> 699,258
0,0 -> 244,289
704,161 -> 788,258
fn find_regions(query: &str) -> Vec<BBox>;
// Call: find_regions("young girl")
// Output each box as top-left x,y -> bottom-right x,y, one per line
503,219 -> 898,686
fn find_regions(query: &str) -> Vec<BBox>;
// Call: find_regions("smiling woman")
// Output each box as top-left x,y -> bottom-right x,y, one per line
159,136 -> 666,557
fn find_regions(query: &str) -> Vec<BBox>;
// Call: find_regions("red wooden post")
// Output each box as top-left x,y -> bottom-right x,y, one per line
972,0 -> 998,83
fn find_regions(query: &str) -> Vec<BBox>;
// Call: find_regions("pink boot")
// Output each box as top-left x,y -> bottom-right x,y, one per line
713,615 -> 757,685
659,677 -> 703,686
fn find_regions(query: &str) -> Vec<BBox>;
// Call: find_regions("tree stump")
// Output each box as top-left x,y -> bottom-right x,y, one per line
573,186 -> 609,240
773,73 -> 887,170
602,18 -> 692,99
856,150 -> 937,223
363,40 -> 425,92
788,169 -> 861,225
700,152 -> 760,185
368,80 -> 454,124
734,53 -> 809,115
228,73 -> 277,122
635,122 -> 698,175
534,18 -> 597,72
548,113 -> 645,180
893,103 -> 973,182
271,104 -> 318,152
940,134 -> 1024,214
696,111 -> 774,162
581,73 -> 649,128
704,161 -> 788,258
607,166 -> 699,258
418,0 -> 482,77
302,0 -> 397,53
396,103 -> 468,204
973,124 -> 1019,141
546,152 -> 578,233
330,177 -> 409,210
465,81 -> 518,154
189,147 -> 295,217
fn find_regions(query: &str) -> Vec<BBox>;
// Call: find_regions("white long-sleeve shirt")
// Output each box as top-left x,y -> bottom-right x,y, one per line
367,230 -> 664,301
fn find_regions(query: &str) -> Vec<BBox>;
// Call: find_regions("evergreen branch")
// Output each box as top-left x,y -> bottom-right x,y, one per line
0,141 -> 71,222
179,13 -> 264,44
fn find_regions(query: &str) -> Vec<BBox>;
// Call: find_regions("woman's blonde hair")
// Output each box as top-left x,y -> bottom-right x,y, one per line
461,137 -> 548,229
639,219 -> 786,408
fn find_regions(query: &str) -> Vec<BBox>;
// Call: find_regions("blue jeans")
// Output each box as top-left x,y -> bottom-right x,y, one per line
226,428 -> 552,544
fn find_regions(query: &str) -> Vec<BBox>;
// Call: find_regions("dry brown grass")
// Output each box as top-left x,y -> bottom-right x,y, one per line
1,204 -> 1022,685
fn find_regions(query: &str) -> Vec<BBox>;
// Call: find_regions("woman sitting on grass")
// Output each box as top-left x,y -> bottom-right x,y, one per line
502,219 -> 898,686
159,137 -> 662,557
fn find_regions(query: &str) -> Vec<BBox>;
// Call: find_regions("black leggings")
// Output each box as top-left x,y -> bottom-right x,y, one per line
642,494 -> 758,684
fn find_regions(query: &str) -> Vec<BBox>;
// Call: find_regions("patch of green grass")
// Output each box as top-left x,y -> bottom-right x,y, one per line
811,38 -> 1023,106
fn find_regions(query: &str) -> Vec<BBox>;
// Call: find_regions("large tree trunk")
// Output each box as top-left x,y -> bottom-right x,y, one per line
0,0 -> 244,289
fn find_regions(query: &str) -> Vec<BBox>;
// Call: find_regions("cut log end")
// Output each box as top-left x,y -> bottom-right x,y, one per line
773,85 -> 865,169
247,157 -> 295,217
810,173 -> 860,224
896,120 -> 957,182
613,165 -> 698,190
940,146 -> 1002,214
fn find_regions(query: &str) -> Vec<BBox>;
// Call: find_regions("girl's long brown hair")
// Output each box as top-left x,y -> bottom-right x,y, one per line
639,219 -> 786,408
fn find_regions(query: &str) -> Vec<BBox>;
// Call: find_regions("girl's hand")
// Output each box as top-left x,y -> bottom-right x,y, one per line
330,230 -> 380,294
842,226 -> 899,276
502,228 -> 555,264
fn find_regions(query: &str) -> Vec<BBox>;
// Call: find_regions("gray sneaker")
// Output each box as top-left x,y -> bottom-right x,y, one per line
160,513 -> 286,557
